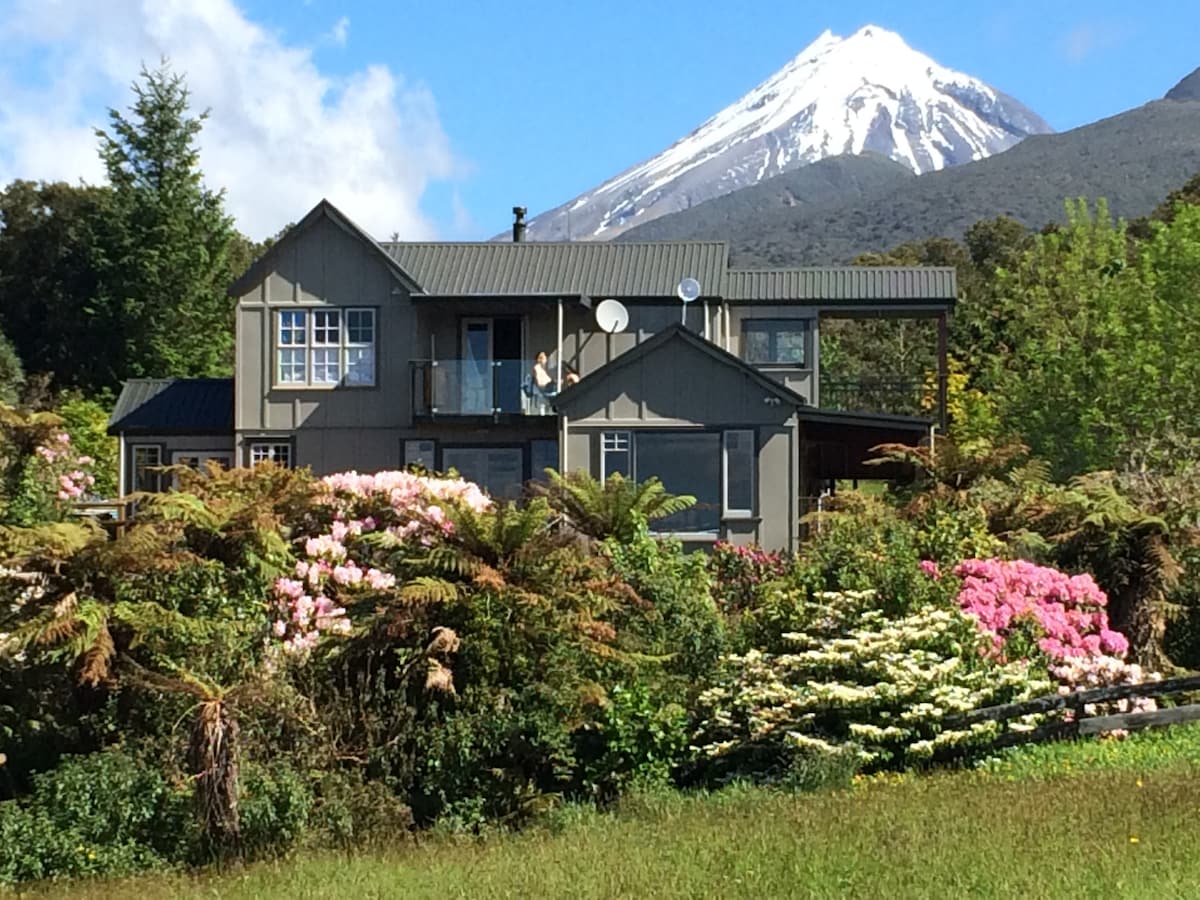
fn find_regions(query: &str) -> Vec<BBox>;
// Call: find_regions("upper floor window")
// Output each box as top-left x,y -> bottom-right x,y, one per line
743,319 -> 807,367
250,442 -> 292,468
276,308 -> 376,387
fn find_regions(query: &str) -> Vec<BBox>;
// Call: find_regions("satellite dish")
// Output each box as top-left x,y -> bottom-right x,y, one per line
676,277 -> 701,304
594,299 -> 629,334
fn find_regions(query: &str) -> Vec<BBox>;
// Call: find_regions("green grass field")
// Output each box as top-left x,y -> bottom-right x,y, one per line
21,727 -> 1200,900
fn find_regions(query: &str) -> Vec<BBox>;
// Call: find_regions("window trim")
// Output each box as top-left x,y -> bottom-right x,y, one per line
600,430 -> 632,481
248,441 -> 294,469
273,306 -> 378,389
722,429 -> 756,519
130,443 -> 165,493
742,318 -> 809,367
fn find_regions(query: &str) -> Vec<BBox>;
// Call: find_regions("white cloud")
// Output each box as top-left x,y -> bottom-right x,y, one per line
329,16 -> 349,48
1059,22 -> 1124,64
0,0 -> 463,239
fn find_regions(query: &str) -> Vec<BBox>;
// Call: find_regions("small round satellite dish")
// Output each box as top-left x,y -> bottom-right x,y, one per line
677,277 -> 701,304
594,298 -> 629,334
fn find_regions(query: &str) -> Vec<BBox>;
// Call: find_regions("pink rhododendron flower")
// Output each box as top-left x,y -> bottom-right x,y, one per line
273,468 -> 489,656
919,559 -> 942,580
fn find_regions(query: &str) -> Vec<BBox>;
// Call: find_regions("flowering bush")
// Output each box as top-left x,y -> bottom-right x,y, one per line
709,541 -> 789,613
2,419 -> 96,525
36,431 -> 95,503
943,558 -> 1157,721
272,470 -> 491,654
952,558 -> 1129,661
690,589 -> 1050,782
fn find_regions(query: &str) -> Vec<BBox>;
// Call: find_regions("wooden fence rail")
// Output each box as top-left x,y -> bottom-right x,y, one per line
943,672 -> 1200,749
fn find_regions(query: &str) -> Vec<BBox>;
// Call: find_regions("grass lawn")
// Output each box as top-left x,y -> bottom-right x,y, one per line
19,727 -> 1200,900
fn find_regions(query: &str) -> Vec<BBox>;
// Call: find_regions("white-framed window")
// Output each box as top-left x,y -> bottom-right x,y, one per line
345,309 -> 377,386
600,431 -> 631,480
743,319 -> 808,366
249,442 -> 293,468
310,310 -> 341,385
275,307 -> 376,387
131,444 -> 163,493
277,310 -> 307,384
723,430 -> 755,518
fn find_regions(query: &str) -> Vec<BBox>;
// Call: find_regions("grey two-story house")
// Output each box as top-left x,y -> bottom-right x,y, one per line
108,200 -> 955,552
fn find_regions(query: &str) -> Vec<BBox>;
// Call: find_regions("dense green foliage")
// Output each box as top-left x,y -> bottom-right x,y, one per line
0,63 -> 261,396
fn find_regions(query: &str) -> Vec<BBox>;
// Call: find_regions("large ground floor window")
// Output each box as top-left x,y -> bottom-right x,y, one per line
600,430 -> 755,533
406,439 -> 559,500
442,447 -> 525,500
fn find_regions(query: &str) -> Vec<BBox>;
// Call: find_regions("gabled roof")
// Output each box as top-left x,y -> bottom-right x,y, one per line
382,240 -> 728,299
552,324 -> 807,410
723,267 -> 956,305
108,378 -> 233,435
229,199 -> 421,297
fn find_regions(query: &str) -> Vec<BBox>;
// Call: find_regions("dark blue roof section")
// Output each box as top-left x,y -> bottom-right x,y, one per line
107,378 -> 234,435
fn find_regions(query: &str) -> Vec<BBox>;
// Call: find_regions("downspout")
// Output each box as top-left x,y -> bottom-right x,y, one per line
560,413 -> 569,474
703,299 -> 710,340
117,432 -> 126,497
723,301 -> 731,351
556,297 -> 564,392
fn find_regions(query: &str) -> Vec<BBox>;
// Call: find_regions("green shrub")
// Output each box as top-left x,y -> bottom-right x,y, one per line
601,530 -> 726,683
0,749 -> 192,884
576,682 -> 690,802
237,760 -> 316,859
310,772 -> 413,849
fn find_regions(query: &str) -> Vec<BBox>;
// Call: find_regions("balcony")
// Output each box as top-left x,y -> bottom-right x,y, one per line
819,377 -> 931,418
411,359 -> 559,418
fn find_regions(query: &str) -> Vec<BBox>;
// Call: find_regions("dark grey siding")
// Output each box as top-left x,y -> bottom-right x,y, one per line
557,331 -> 800,552
234,213 -> 415,472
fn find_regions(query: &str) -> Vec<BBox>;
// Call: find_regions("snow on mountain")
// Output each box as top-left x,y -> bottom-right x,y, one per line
520,25 -> 1053,242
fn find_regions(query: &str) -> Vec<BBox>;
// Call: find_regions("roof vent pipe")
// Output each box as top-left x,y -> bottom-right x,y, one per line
512,206 -> 527,243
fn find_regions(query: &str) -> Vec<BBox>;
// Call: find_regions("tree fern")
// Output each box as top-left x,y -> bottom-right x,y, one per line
534,470 -> 694,542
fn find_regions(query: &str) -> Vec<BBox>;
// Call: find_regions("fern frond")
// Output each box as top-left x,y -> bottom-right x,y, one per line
398,576 -> 461,605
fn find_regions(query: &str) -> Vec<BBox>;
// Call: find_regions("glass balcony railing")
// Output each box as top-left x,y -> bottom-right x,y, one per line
411,359 -> 559,417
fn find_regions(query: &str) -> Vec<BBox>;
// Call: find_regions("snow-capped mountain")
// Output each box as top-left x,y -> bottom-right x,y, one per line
521,25 -> 1053,242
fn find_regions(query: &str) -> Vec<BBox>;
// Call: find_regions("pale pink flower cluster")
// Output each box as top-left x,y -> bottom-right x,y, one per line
272,469 -> 490,656
1050,655 -> 1160,718
35,432 -> 96,501
954,558 -> 1129,661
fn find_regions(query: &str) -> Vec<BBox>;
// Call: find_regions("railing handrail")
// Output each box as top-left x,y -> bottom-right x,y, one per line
944,672 -> 1200,729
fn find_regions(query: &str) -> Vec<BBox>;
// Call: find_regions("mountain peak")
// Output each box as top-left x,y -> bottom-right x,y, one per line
521,26 -> 1052,242
1165,67 -> 1200,101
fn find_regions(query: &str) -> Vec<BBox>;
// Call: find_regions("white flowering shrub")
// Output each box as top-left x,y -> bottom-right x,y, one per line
691,589 -> 1051,782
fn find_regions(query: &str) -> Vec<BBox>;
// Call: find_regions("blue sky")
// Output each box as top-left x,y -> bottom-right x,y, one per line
1,1 -> 1197,239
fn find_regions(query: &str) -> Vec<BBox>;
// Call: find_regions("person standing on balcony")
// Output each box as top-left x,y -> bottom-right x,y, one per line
524,351 -> 556,415
532,351 -> 554,393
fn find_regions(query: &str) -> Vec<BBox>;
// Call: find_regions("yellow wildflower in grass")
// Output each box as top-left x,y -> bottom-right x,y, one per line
1129,836 -> 1140,844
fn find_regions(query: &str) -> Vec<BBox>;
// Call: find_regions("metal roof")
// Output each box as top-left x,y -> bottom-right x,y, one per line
383,241 -> 729,299
722,267 -> 957,304
108,378 -> 233,435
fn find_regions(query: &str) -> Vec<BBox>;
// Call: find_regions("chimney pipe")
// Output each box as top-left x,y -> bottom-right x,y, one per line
512,206 -> 527,243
